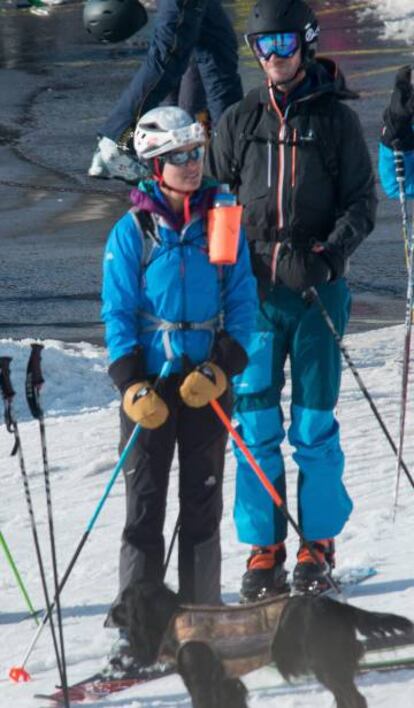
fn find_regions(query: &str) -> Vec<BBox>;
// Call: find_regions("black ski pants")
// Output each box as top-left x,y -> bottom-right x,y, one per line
114,376 -> 231,615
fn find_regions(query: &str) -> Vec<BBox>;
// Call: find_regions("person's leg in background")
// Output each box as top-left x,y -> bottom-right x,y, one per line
89,0 -> 241,180
193,0 -> 242,126
177,56 -> 207,118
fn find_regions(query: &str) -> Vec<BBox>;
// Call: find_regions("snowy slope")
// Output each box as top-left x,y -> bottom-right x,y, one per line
368,0 -> 414,43
0,325 -> 413,708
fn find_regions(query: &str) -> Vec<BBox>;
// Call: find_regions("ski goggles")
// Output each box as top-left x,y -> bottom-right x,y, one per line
161,145 -> 205,166
251,32 -> 301,61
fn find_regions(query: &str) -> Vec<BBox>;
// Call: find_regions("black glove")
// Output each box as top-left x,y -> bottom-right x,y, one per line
382,65 -> 414,151
276,243 -> 338,292
211,331 -> 248,377
108,348 -> 145,394
249,242 -> 274,283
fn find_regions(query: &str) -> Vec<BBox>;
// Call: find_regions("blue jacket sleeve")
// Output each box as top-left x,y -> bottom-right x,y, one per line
222,226 -> 258,351
378,142 -> 414,199
101,213 -> 143,364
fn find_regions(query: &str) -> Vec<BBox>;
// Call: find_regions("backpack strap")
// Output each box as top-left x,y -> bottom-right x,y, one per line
230,89 -> 341,188
230,88 -> 265,189
309,95 -> 341,184
129,207 -> 222,361
129,208 -> 161,270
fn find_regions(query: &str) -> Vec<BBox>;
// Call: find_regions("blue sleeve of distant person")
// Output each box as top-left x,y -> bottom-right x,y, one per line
378,142 -> 414,199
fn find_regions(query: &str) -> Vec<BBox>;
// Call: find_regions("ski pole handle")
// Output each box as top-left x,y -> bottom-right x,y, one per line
0,357 -> 15,400
26,343 -> 45,419
0,357 -> 18,439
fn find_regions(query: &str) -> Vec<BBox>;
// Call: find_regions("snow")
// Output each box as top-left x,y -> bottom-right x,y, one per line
367,1 -> 414,44
1,323 -> 414,707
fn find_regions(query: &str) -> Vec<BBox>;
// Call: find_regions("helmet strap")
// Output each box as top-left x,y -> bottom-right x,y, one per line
152,158 -> 194,221
153,157 -> 164,184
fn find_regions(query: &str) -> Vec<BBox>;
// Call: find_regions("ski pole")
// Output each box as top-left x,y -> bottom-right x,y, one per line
163,514 -> 180,578
392,141 -> 410,271
303,287 -> 414,492
0,357 -> 65,687
9,359 -> 172,681
392,206 -> 414,519
0,530 -> 39,624
209,399 -> 341,595
25,344 -> 69,707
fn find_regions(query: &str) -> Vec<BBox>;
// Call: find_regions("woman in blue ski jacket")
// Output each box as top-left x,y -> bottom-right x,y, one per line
101,106 -> 257,663
379,65 -> 414,199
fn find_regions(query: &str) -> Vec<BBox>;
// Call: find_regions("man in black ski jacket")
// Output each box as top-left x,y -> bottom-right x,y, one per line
207,0 -> 377,600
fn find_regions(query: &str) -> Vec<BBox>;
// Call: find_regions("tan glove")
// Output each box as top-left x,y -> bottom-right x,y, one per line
179,363 -> 227,408
123,381 -> 169,429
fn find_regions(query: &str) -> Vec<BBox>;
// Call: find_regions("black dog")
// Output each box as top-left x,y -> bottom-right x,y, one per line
122,582 -> 413,708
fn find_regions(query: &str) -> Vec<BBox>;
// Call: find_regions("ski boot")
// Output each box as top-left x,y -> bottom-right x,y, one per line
88,136 -> 149,183
240,543 -> 289,602
292,539 -> 335,595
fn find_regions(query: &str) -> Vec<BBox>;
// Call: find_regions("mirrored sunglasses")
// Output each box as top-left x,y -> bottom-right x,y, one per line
162,145 -> 205,166
253,32 -> 300,61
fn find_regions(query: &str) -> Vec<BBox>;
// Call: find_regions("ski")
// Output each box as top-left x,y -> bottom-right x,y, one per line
326,565 -> 377,592
360,655 -> 414,673
291,565 -> 378,598
34,661 -> 176,705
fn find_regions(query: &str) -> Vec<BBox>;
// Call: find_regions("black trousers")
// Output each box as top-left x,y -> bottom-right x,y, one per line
112,377 -> 231,619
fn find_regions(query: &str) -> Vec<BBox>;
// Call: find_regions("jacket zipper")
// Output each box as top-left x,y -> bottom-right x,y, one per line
291,128 -> 297,188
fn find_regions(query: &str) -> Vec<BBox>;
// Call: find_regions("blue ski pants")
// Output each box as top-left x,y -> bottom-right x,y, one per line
232,280 -> 353,546
102,0 -> 243,141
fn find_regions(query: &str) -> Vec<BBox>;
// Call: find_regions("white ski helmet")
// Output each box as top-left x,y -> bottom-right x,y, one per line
133,106 -> 206,161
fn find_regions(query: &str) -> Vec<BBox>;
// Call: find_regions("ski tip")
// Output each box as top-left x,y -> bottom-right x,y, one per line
336,567 -> 377,585
9,665 -> 31,682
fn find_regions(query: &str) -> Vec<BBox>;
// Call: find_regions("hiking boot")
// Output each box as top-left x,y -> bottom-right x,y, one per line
88,136 -> 149,183
240,543 -> 289,602
292,539 -> 335,595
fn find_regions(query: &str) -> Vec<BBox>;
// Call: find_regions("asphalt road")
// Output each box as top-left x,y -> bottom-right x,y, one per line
0,0 -> 413,344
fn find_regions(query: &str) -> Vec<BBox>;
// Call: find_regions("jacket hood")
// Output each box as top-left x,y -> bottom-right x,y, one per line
305,57 -> 359,101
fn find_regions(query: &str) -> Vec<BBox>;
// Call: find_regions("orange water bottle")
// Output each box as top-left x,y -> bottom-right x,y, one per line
208,184 -> 242,265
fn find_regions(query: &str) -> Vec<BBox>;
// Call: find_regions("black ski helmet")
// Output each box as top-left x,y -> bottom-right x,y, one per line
83,0 -> 148,44
246,0 -> 320,61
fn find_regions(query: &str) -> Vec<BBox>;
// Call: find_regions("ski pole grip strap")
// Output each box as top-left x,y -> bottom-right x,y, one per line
0,357 -> 15,400
26,344 -> 44,420
27,343 -> 44,387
